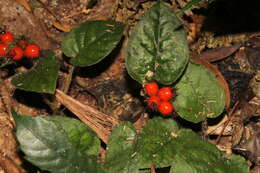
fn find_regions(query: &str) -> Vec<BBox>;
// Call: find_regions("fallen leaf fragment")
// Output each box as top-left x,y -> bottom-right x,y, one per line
15,0 -> 31,12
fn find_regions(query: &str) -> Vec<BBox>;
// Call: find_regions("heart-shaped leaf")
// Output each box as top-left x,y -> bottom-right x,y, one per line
13,110 -> 104,173
11,50 -> 60,94
62,20 -> 125,67
173,60 -> 226,123
125,1 -> 189,85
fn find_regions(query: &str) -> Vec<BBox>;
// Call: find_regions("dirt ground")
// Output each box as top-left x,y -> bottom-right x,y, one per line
0,0 -> 259,172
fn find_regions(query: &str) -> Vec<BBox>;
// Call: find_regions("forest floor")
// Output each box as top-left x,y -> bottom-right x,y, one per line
0,0 -> 259,172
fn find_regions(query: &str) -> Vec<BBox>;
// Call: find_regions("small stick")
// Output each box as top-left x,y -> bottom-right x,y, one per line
201,119 -> 208,139
61,65 -> 75,94
215,101 -> 239,145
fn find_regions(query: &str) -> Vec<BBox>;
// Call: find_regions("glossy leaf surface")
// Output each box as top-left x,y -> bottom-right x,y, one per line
13,110 -> 103,173
62,20 -> 124,67
125,2 -> 189,85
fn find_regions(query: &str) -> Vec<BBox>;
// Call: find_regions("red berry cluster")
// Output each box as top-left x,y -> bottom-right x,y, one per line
145,82 -> 175,116
0,31 -> 40,61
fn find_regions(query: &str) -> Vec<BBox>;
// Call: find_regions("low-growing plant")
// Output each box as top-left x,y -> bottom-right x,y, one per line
8,1 -> 249,173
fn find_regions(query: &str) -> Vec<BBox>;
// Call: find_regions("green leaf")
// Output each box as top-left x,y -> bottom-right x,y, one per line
173,61 -> 226,123
11,50 -> 60,94
136,118 -> 249,172
136,117 -> 179,168
105,122 -> 139,173
13,110 -> 104,173
61,20 -> 125,67
45,116 -> 100,157
222,155 -> 250,173
106,118 -> 249,172
170,129 -> 222,173
125,1 -> 189,85
170,137 -> 250,173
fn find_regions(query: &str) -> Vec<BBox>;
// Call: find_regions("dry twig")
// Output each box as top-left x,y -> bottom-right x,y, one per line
215,101 -> 239,144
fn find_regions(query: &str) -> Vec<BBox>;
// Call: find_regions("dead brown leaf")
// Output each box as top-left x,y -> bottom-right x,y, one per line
199,43 -> 241,62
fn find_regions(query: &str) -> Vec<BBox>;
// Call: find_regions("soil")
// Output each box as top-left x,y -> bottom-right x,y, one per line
0,0 -> 259,172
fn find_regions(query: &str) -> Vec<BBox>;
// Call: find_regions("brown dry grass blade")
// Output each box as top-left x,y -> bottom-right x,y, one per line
55,89 -> 119,144
16,0 -> 31,12
190,57 -> 231,109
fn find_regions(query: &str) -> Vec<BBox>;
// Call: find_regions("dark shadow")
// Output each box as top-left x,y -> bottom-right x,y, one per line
13,90 -> 49,111
201,0 -> 260,35
174,115 -> 202,132
157,166 -> 171,173
124,70 -> 143,98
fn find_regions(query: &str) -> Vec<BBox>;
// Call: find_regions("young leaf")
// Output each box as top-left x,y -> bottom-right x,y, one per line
11,50 -> 60,94
105,122 -> 139,173
173,60 -> 226,123
61,20 -> 125,67
13,110 -> 104,173
125,1 -> 189,85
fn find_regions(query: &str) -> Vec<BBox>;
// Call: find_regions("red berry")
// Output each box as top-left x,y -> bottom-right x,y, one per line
158,87 -> 174,101
147,95 -> 161,110
145,82 -> 159,96
158,101 -> 173,115
0,31 -> 14,44
10,46 -> 24,61
0,44 -> 9,56
25,44 -> 40,58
